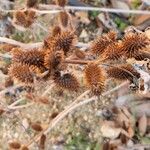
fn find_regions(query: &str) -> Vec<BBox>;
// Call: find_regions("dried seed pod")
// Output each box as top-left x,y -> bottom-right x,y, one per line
11,48 -> 45,71
90,31 -> 117,56
26,0 -> 38,8
31,122 -> 43,132
9,141 -> 21,149
13,9 -> 36,28
107,64 -> 140,82
53,71 -> 79,91
58,11 -> 69,27
121,33 -> 150,59
55,0 -> 68,7
8,63 -> 40,85
52,26 -> 61,37
39,134 -> 46,150
84,63 -> 106,95
50,30 -> 77,55
74,48 -> 86,59
44,49 -> 64,73
100,42 -> 123,61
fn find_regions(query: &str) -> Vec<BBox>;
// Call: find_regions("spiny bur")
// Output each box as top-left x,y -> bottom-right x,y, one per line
121,32 -> 150,59
55,0 -> 68,7
53,71 -> 79,91
107,64 -> 140,82
8,63 -> 40,85
44,49 -> 65,73
50,30 -> 77,55
84,63 -> 106,95
11,48 -> 45,71
90,31 -> 117,56
99,42 -> 123,62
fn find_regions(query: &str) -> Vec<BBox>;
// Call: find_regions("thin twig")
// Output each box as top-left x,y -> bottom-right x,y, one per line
0,37 -> 88,49
0,37 -> 43,49
8,98 -> 25,107
39,4 -> 150,15
8,103 -> 34,110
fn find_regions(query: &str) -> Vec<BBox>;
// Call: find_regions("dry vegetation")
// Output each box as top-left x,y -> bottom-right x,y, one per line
0,0 -> 150,150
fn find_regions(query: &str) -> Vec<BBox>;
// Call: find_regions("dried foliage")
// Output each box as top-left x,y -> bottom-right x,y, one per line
53,71 -> 79,91
107,64 -> 140,82
0,1 -> 150,149
84,63 -> 106,95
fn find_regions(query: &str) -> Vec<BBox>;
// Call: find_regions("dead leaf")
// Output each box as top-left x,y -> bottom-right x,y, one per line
138,114 -> 147,136
100,121 -> 121,139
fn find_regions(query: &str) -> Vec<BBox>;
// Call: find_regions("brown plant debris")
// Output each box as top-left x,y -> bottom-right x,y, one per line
39,134 -> 46,150
121,32 -> 150,59
107,64 -> 140,82
84,63 -> 106,95
90,31 -> 117,56
11,48 -> 46,71
53,71 -> 79,91
8,63 -> 40,85
31,122 -> 43,132
58,11 -> 69,28
9,141 -> 21,149
55,0 -> 68,7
